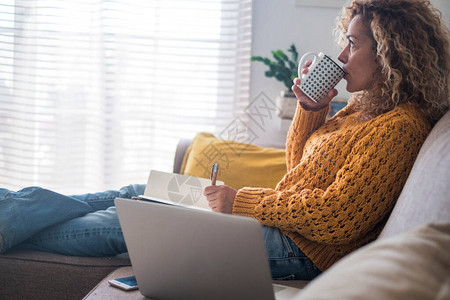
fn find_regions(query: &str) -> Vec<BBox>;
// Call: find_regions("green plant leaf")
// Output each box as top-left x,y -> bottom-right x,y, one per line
251,43 -> 299,90
287,60 -> 296,70
288,44 -> 298,63
251,56 -> 263,61
272,50 -> 289,63
265,70 -> 274,77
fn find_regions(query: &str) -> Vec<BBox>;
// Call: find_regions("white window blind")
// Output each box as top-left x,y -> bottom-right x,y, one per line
0,0 -> 252,194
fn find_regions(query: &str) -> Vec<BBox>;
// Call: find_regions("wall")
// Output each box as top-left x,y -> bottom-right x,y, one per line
249,0 -> 450,147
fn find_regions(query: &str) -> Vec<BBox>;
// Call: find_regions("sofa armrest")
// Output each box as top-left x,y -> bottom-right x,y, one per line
173,139 -> 192,174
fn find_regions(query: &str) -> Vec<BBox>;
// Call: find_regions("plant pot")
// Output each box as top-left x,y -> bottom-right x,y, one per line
276,90 -> 297,119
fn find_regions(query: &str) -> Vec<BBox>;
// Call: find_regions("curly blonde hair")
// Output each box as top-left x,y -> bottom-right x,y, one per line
335,0 -> 450,123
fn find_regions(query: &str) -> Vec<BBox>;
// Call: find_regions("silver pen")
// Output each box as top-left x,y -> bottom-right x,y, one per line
210,163 -> 219,186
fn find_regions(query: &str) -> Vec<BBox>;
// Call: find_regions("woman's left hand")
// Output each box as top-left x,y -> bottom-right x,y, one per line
203,185 -> 237,214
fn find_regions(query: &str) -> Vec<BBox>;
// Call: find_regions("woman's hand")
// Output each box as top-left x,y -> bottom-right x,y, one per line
203,185 -> 237,214
292,60 -> 338,111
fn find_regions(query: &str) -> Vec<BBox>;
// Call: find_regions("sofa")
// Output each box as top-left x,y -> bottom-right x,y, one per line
0,110 -> 449,300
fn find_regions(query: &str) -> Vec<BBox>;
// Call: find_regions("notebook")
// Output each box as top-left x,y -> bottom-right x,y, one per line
136,170 -> 224,211
114,198 -> 304,300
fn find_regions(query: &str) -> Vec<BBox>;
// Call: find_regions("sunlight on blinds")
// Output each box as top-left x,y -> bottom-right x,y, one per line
0,0 -> 252,194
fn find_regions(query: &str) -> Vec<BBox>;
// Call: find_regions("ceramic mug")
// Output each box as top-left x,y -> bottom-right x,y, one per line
297,52 -> 345,102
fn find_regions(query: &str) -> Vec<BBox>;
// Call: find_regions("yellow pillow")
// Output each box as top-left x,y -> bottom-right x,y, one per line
180,132 -> 287,190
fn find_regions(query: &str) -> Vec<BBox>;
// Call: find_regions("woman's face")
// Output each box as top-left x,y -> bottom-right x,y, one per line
338,15 -> 380,93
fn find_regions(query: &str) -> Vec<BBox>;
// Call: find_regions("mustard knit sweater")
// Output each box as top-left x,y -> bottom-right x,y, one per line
232,101 -> 431,271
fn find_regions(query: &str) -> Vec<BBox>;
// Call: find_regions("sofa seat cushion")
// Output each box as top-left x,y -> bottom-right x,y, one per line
0,249 -> 130,266
296,222 -> 450,300
0,249 -> 131,300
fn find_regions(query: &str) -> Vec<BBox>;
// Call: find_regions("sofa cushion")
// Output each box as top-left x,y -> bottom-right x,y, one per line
296,222 -> 450,300
180,132 -> 287,190
0,249 -> 131,300
378,111 -> 450,239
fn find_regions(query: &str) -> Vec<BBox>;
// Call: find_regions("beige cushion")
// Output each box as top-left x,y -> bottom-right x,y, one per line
379,111 -> 450,239
296,222 -> 450,300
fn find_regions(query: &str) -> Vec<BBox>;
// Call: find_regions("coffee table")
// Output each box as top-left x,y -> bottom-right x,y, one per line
83,267 -> 309,299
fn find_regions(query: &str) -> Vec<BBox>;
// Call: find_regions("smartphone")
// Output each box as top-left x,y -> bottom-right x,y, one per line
108,275 -> 139,291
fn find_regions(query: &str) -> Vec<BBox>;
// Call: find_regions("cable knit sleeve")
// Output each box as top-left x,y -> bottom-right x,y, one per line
286,105 -> 329,171
233,110 -> 430,245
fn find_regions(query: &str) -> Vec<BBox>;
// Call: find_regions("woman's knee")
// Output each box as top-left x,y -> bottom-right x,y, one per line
118,184 -> 146,198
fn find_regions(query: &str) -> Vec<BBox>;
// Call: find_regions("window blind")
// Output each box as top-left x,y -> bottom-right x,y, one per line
0,0 -> 252,194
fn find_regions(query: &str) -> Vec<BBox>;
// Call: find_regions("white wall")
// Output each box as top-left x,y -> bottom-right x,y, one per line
249,0 -> 450,147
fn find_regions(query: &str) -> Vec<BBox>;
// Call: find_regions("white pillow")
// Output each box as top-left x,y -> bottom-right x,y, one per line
296,222 -> 450,300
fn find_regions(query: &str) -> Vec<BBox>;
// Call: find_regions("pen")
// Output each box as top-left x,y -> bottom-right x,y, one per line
210,163 -> 219,186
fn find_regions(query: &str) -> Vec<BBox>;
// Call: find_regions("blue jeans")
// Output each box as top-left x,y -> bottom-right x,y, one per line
262,226 -> 321,280
0,184 -> 145,256
0,186 -> 320,280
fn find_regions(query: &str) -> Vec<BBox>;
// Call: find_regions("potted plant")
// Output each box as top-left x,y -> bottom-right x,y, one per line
251,43 -> 299,119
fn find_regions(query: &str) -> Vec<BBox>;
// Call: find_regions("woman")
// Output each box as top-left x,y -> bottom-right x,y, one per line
0,0 -> 449,281
205,0 -> 449,280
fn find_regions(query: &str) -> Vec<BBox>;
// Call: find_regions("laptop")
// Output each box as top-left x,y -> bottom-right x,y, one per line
115,198 -> 304,300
